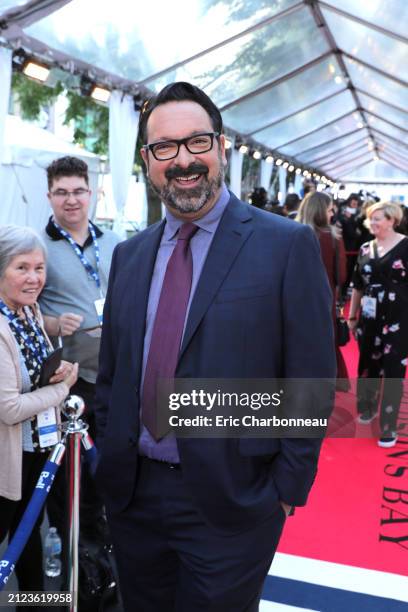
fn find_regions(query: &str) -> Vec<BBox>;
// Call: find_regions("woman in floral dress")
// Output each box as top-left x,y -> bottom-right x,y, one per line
348,202 -> 408,447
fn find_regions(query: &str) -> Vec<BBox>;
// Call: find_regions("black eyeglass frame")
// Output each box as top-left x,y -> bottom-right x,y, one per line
143,132 -> 220,161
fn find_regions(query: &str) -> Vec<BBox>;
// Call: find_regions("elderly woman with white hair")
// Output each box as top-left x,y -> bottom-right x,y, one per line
0,225 -> 78,593
349,202 -> 408,448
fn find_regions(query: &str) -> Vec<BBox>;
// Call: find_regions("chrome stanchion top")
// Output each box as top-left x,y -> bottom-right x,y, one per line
61,395 -> 88,435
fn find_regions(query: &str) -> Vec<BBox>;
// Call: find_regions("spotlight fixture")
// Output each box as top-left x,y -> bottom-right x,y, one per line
23,60 -> 50,82
79,75 -> 94,97
275,159 -> 283,166
239,144 -> 248,154
12,48 -> 28,70
295,168 -> 302,175
12,48 -> 50,83
252,150 -> 261,160
91,86 -> 111,103
302,170 -> 308,176
133,93 -> 145,112
282,161 -> 289,169
133,93 -> 144,111
224,137 -> 233,150
265,155 -> 274,164
288,164 -> 294,172
80,75 -> 110,103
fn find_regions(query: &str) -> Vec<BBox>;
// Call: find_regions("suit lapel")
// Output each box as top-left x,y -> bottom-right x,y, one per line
128,220 -> 165,381
180,196 -> 253,358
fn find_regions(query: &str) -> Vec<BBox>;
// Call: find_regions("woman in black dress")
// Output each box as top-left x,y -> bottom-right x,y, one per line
348,202 -> 408,448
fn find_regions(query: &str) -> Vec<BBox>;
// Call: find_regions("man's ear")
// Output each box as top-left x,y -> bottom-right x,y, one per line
140,147 -> 149,171
219,134 -> 227,167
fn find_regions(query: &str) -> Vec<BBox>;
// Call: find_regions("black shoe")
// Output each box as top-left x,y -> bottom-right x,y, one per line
357,410 -> 377,424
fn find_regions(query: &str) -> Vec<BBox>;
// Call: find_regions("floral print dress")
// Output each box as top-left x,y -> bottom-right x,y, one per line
5,309 -> 54,452
352,237 -> 408,436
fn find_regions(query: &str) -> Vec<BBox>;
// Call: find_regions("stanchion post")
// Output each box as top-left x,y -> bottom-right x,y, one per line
60,395 -> 88,612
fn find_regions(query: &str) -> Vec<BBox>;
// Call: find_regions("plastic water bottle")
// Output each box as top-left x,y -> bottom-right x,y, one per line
44,527 -> 62,577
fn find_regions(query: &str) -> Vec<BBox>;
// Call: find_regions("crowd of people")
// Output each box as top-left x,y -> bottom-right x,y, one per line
0,81 -> 406,611
250,183 -> 407,448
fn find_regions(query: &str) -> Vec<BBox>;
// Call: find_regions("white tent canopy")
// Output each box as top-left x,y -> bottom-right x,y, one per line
1,114 -> 99,230
0,0 -> 407,186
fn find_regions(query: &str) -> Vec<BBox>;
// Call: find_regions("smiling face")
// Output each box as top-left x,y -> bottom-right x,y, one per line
47,175 -> 91,232
141,100 -> 227,221
0,249 -> 46,311
368,210 -> 395,238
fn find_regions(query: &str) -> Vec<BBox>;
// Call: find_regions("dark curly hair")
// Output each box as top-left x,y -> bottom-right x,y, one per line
46,156 -> 89,189
138,82 -> 223,145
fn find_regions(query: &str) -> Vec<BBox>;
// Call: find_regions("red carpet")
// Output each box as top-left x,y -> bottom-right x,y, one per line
278,334 -> 408,577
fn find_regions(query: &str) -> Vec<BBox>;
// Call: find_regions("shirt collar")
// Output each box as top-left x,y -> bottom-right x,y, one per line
164,183 -> 230,241
45,216 -> 103,246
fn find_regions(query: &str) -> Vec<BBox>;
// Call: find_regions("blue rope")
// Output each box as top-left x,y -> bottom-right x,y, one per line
81,431 -> 99,474
0,432 -> 99,590
0,452 -> 61,590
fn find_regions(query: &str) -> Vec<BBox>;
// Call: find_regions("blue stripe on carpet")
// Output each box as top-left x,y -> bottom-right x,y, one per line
262,575 -> 407,611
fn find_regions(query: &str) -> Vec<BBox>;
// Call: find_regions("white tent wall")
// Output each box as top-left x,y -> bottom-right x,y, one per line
97,172 -> 148,231
0,115 -> 99,232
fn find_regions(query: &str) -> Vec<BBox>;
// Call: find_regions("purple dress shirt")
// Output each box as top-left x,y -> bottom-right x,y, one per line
138,183 -> 230,462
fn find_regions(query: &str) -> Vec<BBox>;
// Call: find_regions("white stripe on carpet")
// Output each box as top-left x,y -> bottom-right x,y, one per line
269,553 -> 408,602
260,600 -> 318,611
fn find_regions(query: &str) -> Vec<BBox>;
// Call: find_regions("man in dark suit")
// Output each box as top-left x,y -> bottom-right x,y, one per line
94,82 -> 336,611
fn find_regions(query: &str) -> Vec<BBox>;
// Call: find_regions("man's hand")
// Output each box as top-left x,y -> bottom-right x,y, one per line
280,501 -> 292,517
58,313 -> 83,336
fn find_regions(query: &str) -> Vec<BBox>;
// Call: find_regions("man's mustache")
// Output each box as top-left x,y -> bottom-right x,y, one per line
165,163 -> 208,180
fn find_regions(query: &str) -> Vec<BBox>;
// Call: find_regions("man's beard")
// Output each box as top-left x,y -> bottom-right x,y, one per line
148,154 -> 224,215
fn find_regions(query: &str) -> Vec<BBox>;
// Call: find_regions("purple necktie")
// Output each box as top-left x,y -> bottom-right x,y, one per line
141,222 -> 198,440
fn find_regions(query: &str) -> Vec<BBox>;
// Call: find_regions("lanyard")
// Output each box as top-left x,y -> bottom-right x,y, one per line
0,299 -> 49,362
52,220 -> 102,293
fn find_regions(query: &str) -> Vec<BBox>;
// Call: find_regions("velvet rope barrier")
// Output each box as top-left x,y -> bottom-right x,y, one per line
0,395 -> 98,612
0,442 -> 66,590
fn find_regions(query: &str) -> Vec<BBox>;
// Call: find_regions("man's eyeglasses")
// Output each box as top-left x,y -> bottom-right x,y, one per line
143,132 -> 219,161
50,188 -> 90,199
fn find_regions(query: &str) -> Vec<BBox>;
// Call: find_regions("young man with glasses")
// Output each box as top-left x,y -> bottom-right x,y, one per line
95,82 -> 336,611
39,156 -> 120,589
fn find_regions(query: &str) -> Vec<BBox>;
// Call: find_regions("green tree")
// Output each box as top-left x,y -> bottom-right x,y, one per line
11,73 -> 110,155
64,91 -> 109,155
12,73 -> 63,120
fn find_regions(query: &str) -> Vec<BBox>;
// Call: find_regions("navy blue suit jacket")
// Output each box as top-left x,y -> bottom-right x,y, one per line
94,193 -> 336,533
